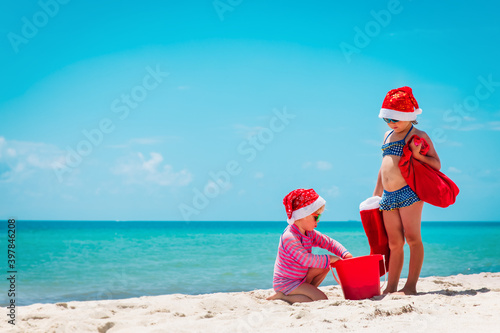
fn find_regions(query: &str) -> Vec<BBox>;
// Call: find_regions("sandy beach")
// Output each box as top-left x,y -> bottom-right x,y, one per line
4,272 -> 499,333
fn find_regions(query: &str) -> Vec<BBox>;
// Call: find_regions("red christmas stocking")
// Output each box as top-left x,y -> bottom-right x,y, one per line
360,196 -> 390,276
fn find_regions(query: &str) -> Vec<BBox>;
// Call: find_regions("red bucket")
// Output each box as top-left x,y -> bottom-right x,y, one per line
331,254 -> 386,300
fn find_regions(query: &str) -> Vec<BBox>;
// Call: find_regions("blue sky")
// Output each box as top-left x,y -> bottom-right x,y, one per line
1,0 -> 499,221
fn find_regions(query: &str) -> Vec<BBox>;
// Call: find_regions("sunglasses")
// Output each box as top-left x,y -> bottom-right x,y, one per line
312,213 -> 321,222
383,118 -> 400,123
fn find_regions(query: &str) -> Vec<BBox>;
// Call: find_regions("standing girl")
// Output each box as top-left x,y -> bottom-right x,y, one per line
373,87 -> 441,295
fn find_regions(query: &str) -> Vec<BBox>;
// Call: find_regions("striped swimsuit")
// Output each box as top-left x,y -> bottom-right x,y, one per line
272,224 -> 349,295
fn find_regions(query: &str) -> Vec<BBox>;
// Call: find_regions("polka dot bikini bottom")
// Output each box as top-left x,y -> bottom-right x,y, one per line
379,185 -> 420,211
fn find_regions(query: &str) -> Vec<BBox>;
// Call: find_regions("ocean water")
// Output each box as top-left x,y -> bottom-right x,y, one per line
1,221 -> 499,306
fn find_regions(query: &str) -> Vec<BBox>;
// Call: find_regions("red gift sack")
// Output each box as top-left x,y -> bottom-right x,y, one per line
359,196 -> 389,276
399,135 -> 459,208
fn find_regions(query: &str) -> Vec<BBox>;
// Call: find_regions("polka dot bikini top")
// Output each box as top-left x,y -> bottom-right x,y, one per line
381,125 -> 413,157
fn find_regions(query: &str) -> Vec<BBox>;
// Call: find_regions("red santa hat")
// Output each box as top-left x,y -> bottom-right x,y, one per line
379,86 -> 422,121
283,188 -> 326,225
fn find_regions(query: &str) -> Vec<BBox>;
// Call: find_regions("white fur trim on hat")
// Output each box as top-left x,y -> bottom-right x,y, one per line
287,196 -> 326,225
378,108 -> 422,121
359,196 -> 382,211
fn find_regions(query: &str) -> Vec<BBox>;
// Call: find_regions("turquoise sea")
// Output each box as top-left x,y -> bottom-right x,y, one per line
2,221 -> 500,306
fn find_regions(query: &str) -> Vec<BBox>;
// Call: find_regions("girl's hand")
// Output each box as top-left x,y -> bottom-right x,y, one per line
329,255 -> 341,264
411,131 -> 441,170
343,253 -> 353,259
409,139 -> 422,156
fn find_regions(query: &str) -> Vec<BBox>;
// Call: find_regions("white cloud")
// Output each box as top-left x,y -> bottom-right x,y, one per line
459,124 -> 485,131
254,172 -> 264,179
105,144 -> 129,149
316,161 -> 332,171
303,161 -> 332,171
204,180 -> 232,196
232,124 -> 264,139
385,28 -> 474,39
106,137 -> 175,149
323,185 -> 340,198
438,140 -> 463,147
443,123 -> 484,131
0,136 -> 64,182
6,148 -> 16,157
112,152 -> 192,186
447,166 -> 462,174
130,137 -> 163,145
489,121 -> 500,131
142,152 -> 163,173
302,161 -> 313,169
478,169 -> 492,177
442,120 -> 500,132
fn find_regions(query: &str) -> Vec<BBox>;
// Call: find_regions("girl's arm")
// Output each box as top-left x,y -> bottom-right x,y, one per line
282,235 -> 331,268
373,131 -> 389,197
410,132 -> 441,170
311,230 -> 350,259
329,253 -> 354,265
373,168 -> 383,197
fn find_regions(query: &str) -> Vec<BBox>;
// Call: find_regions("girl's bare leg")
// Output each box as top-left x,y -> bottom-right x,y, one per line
382,209 -> 405,294
398,201 -> 424,295
305,267 -> 330,287
267,268 -> 330,303
266,291 -> 313,303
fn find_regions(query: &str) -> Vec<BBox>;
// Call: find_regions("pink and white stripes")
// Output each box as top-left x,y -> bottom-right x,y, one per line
272,224 -> 349,294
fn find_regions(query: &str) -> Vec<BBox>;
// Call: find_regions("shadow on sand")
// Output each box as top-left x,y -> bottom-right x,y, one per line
369,287 -> 491,301
418,287 -> 490,296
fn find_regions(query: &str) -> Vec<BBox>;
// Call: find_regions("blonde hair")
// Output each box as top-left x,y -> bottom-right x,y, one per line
315,205 -> 325,214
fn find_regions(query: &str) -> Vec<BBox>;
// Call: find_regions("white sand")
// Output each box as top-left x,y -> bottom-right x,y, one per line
3,272 -> 500,333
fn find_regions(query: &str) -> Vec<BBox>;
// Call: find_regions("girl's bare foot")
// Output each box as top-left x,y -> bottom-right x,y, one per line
266,291 -> 285,301
382,288 -> 397,295
396,287 -> 417,295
